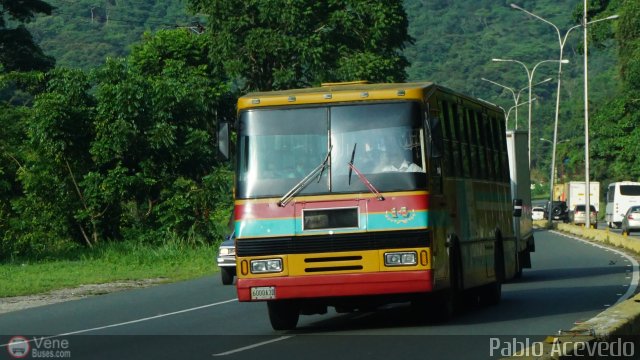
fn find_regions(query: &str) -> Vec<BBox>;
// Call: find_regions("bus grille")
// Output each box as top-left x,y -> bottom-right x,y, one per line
236,229 -> 429,257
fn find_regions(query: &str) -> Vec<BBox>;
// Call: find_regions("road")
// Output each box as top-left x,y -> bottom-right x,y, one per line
1,230 -> 638,360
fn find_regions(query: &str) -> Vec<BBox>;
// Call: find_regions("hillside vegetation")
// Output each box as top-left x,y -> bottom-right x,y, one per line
25,0 -> 621,183
1,0 -> 637,262
27,0 -> 204,70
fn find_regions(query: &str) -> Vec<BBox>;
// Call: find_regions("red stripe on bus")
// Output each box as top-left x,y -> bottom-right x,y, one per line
234,194 -> 429,221
236,271 -> 432,301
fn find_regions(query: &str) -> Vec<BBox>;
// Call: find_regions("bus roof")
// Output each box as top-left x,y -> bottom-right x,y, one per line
237,81 -> 504,116
237,81 -> 435,109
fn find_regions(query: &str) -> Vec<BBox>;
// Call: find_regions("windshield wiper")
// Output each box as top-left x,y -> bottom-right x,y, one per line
347,143 -> 384,201
278,146 -> 332,207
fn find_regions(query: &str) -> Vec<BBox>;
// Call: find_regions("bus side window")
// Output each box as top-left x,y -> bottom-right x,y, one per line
450,103 -> 463,178
479,113 -> 494,179
427,113 -> 443,194
472,111 -> 486,179
426,114 -> 443,159
607,186 -> 614,202
440,100 -> 454,176
457,104 -> 471,178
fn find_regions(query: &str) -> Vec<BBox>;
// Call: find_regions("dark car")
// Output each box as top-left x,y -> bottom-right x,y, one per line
216,232 -> 236,285
548,200 -> 569,222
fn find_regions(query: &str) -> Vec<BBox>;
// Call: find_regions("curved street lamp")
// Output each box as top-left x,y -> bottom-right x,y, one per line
492,58 -> 568,167
505,98 -> 537,128
481,78 -> 550,129
510,3 -> 617,227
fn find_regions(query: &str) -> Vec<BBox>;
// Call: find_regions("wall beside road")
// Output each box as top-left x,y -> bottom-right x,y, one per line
556,222 -> 640,254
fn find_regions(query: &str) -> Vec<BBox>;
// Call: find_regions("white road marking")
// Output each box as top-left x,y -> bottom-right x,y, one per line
212,335 -> 294,356
0,298 -> 238,347
552,230 -> 640,303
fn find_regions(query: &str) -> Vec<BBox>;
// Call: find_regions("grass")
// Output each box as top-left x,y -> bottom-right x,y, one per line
0,241 -> 220,298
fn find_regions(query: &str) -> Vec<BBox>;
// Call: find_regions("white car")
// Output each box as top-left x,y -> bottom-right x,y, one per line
621,206 -> 640,235
216,233 -> 236,285
531,206 -> 545,221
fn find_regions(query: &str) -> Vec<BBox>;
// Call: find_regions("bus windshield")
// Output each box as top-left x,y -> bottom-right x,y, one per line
236,102 -> 426,198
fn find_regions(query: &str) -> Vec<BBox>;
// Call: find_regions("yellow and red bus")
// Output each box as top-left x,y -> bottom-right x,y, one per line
232,81 -> 529,330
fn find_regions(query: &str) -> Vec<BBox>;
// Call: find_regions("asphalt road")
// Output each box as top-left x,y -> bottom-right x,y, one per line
1,230 -> 638,360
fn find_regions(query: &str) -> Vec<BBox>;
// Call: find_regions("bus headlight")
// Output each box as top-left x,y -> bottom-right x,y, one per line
250,259 -> 283,274
384,251 -> 417,266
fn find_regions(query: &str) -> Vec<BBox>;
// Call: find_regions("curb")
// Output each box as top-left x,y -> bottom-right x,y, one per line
502,223 -> 640,359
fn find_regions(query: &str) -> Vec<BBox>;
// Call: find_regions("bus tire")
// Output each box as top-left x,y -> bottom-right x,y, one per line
267,300 -> 299,331
220,267 -> 234,285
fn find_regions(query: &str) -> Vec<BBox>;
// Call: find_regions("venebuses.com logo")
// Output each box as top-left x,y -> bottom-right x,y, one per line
6,337 -> 30,359
5,336 -> 71,359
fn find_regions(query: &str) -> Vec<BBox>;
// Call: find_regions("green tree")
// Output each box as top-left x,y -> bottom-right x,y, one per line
187,0 -> 411,91
589,0 -> 640,183
5,68 -> 95,257
87,29 -> 231,246
2,29 -> 234,259
0,0 -> 55,72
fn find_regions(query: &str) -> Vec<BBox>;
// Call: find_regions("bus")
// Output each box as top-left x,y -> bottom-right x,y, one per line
606,181 -> 640,228
232,81 -> 529,330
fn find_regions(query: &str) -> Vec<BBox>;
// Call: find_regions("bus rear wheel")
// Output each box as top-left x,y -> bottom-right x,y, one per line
267,300 -> 299,330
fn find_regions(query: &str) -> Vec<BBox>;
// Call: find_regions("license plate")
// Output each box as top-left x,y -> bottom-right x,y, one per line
251,286 -> 276,300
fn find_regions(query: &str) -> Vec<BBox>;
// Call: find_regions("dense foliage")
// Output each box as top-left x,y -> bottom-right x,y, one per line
25,0 -> 204,70
0,0 -> 55,72
1,0 -> 412,259
404,0 -> 622,186
590,0 -> 640,184
1,29 -> 233,259
187,0 -> 411,91
2,0 -> 639,260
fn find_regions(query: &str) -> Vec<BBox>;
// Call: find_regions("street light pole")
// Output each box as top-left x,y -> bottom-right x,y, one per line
492,58 -> 568,168
510,3 -> 585,227
511,2 -> 619,228
481,78 -> 521,129
584,0 -> 591,229
506,98 -> 537,127
481,78 -> 549,129
539,137 -> 568,193
582,4 -> 620,229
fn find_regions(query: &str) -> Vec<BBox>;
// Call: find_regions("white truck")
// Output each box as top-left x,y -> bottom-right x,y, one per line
562,181 -> 600,212
505,130 -> 533,275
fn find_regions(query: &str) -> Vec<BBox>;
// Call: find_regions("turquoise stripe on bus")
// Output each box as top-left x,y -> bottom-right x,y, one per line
366,211 -> 428,230
235,211 -> 428,238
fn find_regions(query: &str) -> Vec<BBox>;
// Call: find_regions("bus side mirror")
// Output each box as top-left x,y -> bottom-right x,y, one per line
513,199 -> 523,217
218,121 -> 230,160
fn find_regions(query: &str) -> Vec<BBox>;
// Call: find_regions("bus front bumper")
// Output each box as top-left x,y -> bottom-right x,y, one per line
236,270 -> 433,301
